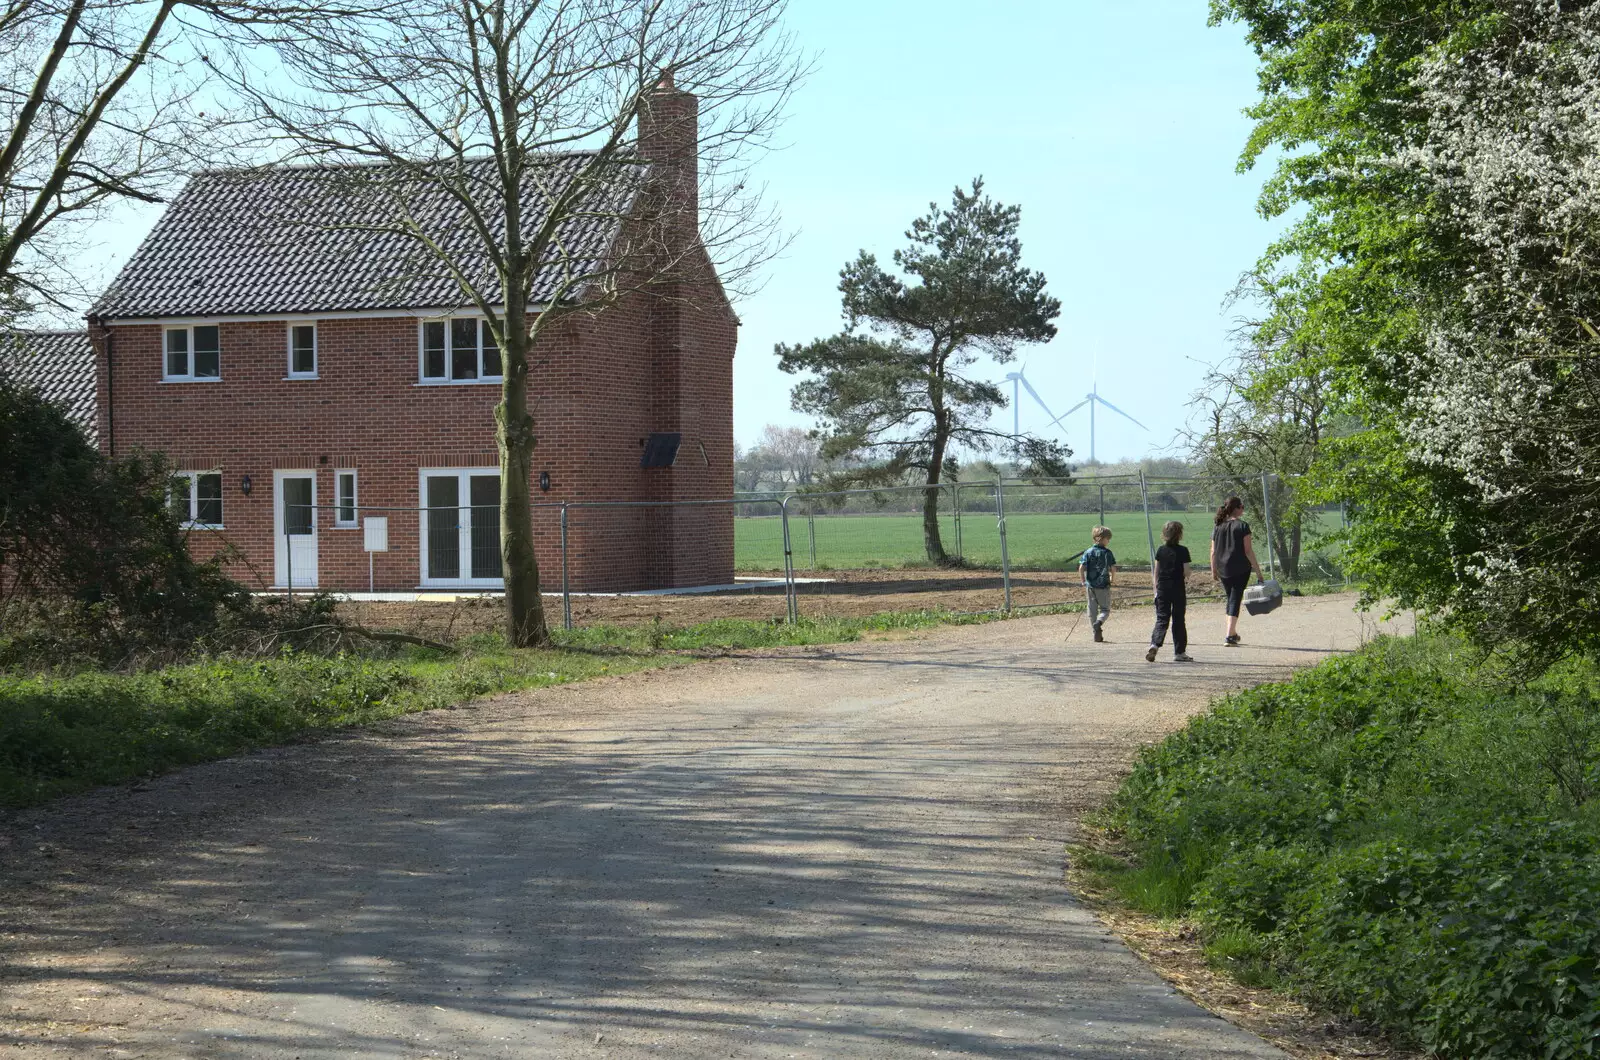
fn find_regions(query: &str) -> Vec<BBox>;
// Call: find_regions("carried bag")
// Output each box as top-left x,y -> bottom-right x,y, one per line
1243,579 -> 1283,616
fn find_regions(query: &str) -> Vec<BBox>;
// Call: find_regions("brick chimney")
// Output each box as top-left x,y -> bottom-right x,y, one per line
637,70 -> 699,239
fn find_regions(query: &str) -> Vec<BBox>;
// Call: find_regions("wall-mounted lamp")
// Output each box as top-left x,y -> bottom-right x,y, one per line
539,471 -> 551,493
240,474 -> 253,496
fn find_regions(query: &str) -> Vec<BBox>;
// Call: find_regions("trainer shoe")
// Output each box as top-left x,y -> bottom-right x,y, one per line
1145,645 -> 1158,662
1174,652 -> 1195,662
1093,628 -> 1105,643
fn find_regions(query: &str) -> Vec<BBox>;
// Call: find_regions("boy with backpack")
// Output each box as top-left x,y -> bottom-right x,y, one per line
1079,526 -> 1117,643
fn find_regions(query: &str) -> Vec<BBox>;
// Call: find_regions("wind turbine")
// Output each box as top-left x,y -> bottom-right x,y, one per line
1004,364 -> 1063,439
1051,380 -> 1147,464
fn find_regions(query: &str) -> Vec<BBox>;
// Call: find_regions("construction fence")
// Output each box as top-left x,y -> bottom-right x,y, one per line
745,472 -> 1340,625
265,474 -> 1343,635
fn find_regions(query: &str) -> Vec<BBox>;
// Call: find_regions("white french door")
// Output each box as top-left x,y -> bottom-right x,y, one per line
420,469 -> 502,587
274,471 -> 318,588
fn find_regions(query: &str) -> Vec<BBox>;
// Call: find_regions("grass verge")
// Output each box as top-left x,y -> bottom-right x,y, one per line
1082,632 -> 1600,1059
0,604 -> 1083,811
1066,832 -> 1414,1060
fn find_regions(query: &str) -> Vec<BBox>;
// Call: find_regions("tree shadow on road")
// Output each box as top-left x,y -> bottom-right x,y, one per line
0,663 -> 1285,1059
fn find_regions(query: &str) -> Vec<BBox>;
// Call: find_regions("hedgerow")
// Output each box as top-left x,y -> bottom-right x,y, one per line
1105,634 -> 1600,1057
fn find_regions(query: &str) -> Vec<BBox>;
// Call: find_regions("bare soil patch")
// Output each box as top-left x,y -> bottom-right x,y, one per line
341,566 -> 1223,639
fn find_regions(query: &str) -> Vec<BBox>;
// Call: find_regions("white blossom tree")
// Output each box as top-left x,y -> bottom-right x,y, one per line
1385,1 -> 1600,653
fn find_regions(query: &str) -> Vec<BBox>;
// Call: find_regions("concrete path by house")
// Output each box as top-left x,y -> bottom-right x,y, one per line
0,595 -> 1403,1059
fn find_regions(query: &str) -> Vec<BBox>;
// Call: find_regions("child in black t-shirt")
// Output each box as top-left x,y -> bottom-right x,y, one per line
1146,521 -> 1193,663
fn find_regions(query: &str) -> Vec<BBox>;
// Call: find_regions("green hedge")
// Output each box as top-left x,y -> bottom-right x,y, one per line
1107,635 -> 1600,1058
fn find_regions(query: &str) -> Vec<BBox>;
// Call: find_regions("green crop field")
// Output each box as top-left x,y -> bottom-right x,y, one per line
734,509 -> 1344,573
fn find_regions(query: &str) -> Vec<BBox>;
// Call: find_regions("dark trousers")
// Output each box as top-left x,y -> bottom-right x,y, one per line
1151,591 -> 1187,654
1221,575 -> 1249,618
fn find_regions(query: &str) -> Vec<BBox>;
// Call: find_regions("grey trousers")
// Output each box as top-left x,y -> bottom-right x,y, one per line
1086,586 -> 1112,630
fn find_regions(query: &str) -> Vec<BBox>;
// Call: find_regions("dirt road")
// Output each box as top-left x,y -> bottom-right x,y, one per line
1,595 -> 1400,1058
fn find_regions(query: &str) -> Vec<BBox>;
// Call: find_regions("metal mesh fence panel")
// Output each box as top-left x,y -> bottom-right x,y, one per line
734,497 -> 788,575
994,479 -> 1152,563
555,499 -> 788,630
791,485 -> 961,570
1145,475 -> 1339,586
781,484 -> 1011,619
1297,502 -> 1349,584
982,478 -> 1154,611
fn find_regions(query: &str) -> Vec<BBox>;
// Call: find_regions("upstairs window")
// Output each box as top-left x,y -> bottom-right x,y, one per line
171,471 -> 224,528
289,324 -> 317,378
164,325 -> 220,381
421,318 -> 502,383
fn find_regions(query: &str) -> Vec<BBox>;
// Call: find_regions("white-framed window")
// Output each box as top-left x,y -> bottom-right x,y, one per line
171,471 -> 224,528
288,323 -> 318,378
420,468 -> 502,586
419,318 -> 502,383
164,325 -> 221,381
334,470 -> 358,527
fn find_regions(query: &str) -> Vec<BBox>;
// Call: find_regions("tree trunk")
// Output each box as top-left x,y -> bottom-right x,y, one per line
497,308 -> 550,648
1269,518 -> 1301,581
921,478 -> 947,566
923,359 -> 949,565
922,439 -> 948,565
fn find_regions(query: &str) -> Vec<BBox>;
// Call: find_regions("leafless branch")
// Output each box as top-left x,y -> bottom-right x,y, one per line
0,0 -> 393,324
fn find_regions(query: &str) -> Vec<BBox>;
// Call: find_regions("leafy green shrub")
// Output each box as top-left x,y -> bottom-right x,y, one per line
1294,822 -> 1600,1059
0,377 -> 260,668
1107,634 -> 1600,1057
1193,843 -> 1318,937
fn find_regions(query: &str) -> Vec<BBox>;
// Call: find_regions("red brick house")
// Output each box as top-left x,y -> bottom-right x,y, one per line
76,83 -> 735,594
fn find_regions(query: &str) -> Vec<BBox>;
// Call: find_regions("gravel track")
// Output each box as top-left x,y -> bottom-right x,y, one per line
0,594 -> 1401,1058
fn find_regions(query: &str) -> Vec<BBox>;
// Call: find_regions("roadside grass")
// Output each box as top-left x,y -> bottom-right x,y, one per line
0,604 -> 1084,811
1083,632 -> 1600,1059
0,642 -> 671,811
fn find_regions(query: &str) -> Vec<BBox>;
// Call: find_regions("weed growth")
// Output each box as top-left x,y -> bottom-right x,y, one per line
1099,633 -> 1600,1057
0,606 -> 1069,810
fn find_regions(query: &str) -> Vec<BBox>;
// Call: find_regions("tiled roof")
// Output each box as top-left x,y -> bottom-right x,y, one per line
92,153 -> 649,319
1,330 -> 97,443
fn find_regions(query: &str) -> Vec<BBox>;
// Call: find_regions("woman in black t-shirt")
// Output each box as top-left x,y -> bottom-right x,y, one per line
1210,496 -> 1263,646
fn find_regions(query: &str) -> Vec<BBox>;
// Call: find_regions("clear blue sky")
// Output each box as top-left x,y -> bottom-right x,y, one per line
78,1 -> 1275,466
733,0 -> 1278,463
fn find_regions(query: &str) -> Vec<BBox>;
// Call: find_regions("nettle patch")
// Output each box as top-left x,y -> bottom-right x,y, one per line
1107,634 -> 1600,1058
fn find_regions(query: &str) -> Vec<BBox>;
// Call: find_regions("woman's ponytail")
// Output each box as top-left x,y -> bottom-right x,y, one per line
1215,496 -> 1243,526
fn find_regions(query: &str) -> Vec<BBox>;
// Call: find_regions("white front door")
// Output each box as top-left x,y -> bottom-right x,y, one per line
420,469 -> 502,587
274,471 -> 318,588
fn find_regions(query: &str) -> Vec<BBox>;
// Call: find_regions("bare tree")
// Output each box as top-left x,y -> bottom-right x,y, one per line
0,0 -> 359,321
3,0 -> 190,317
733,424 -> 822,492
755,424 -> 819,488
224,0 -> 803,646
1185,270 -> 1339,580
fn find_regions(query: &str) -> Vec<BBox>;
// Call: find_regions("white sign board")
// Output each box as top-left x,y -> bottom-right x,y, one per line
363,516 -> 389,552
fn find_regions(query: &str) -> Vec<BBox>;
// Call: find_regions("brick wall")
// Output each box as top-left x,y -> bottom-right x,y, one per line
93,293 -> 737,594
